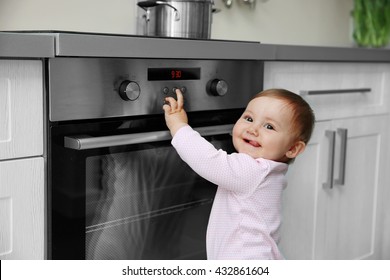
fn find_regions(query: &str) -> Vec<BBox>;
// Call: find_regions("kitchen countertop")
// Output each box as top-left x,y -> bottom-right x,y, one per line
1,31 -> 389,62
0,32 -> 55,58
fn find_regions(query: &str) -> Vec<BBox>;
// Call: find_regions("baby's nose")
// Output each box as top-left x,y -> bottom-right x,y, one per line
247,126 -> 258,136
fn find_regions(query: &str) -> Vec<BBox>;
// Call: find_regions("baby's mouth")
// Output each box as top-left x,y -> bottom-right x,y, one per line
244,139 -> 260,147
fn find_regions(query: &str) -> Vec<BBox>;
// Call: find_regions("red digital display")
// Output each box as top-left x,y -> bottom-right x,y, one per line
148,68 -> 200,81
171,70 -> 182,79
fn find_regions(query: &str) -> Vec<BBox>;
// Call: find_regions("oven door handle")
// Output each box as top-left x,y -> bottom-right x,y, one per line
64,124 -> 234,150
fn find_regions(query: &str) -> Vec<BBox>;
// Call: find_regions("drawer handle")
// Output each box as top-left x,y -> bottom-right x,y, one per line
300,88 -> 371,96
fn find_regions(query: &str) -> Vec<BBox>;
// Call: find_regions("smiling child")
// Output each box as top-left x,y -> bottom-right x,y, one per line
163,88 -> 315,259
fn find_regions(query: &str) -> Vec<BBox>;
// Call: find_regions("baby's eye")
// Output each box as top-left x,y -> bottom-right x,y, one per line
264,123 -> 274,130
244,116 -> 253,122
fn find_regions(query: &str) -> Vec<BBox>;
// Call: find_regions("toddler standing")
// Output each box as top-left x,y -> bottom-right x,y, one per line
163,88 -> 315,259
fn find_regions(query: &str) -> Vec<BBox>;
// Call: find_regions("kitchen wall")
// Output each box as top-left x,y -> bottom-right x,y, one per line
212,0 -> 354,46
0,0 -> 354,47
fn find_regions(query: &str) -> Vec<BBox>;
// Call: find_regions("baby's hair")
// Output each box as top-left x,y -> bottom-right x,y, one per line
252,89 -> 315,144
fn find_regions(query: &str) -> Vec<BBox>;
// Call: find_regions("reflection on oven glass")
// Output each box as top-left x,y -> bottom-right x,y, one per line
84,144 -> 216,260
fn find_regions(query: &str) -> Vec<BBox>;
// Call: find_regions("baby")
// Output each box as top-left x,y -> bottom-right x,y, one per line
163,88 -> 315,259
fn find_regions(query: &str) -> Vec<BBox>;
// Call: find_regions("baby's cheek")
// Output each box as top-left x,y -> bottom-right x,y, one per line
231,136 -> 240,152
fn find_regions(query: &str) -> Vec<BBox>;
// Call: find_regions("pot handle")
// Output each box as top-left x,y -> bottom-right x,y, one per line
137,1 -> 180,21
137,1 -> 162,9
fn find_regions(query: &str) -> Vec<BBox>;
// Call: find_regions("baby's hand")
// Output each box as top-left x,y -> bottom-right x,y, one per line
163,89 -> 188,136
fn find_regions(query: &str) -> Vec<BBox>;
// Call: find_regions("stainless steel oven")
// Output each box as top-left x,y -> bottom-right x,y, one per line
47,58 -> 263,259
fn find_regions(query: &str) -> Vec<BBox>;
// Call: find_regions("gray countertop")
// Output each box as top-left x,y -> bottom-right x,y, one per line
1,31 -> 389,62
0,32 -> 55,58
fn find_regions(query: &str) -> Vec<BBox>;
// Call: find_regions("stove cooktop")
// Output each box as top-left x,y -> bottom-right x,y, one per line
6,30 -> 260,44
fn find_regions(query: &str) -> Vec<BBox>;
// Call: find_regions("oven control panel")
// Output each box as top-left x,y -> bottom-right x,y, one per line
118,78 -> 228,102
49,58 -> 263,121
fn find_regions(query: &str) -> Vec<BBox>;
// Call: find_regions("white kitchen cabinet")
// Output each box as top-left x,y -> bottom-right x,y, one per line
0,59 -> 44,259
264,61 -> 390,259
264,62 -> 390,121
279,113 -> 388,260
278,120 -> 329,259
0,157 -> 44,259
0,60 -> 43,160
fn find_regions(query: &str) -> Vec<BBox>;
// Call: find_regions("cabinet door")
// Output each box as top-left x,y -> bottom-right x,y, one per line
315,115 -> 386,260
280,115 -> 386,260
0,157 -> 44,259
279,121 -> 331,259
0,60 -> 43,160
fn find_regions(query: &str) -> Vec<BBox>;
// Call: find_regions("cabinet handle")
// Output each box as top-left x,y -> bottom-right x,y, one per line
323,130 -> 336,189
300,88 -> 371,96
334,128 -> 348,185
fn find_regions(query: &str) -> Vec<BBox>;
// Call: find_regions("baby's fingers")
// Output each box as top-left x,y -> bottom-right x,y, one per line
163,96 -> 178,112
162,103 -> 171,114
175,89 -> 184,110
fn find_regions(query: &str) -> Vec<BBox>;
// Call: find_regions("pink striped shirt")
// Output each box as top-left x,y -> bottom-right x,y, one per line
172,125 -> 288,260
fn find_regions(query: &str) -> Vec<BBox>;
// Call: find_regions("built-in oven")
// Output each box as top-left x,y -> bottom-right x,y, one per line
47,58 -> 263,259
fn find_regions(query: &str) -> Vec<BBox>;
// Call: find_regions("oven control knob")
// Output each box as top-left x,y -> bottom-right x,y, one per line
119,80 -> 141,101
207,79 -> 228,96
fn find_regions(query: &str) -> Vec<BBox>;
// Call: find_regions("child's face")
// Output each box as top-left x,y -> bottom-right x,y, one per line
232,96 -> 302,162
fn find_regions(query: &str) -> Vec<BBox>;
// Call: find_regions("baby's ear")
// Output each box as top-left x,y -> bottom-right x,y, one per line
286,141 -> 306,159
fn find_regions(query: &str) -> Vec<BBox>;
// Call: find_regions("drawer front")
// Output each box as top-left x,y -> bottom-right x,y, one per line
0,60 -> 43,160
264,62 -> 390,120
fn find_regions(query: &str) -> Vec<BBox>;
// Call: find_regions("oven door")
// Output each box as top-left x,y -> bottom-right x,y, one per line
48,113 -> 238,260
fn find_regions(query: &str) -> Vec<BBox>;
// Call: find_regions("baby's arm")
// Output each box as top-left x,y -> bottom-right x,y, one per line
163,89 -> 188,137
172,126 -> 265,194
163,89 -> 266,194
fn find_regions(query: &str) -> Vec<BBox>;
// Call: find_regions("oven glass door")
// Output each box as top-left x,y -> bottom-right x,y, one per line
49,113 -> 238,260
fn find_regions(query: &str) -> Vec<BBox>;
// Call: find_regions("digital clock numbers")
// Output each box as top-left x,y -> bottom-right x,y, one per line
148,68 -> 201,81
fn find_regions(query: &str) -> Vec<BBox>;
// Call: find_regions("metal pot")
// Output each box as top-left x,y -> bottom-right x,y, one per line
137,0 -> 218,39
